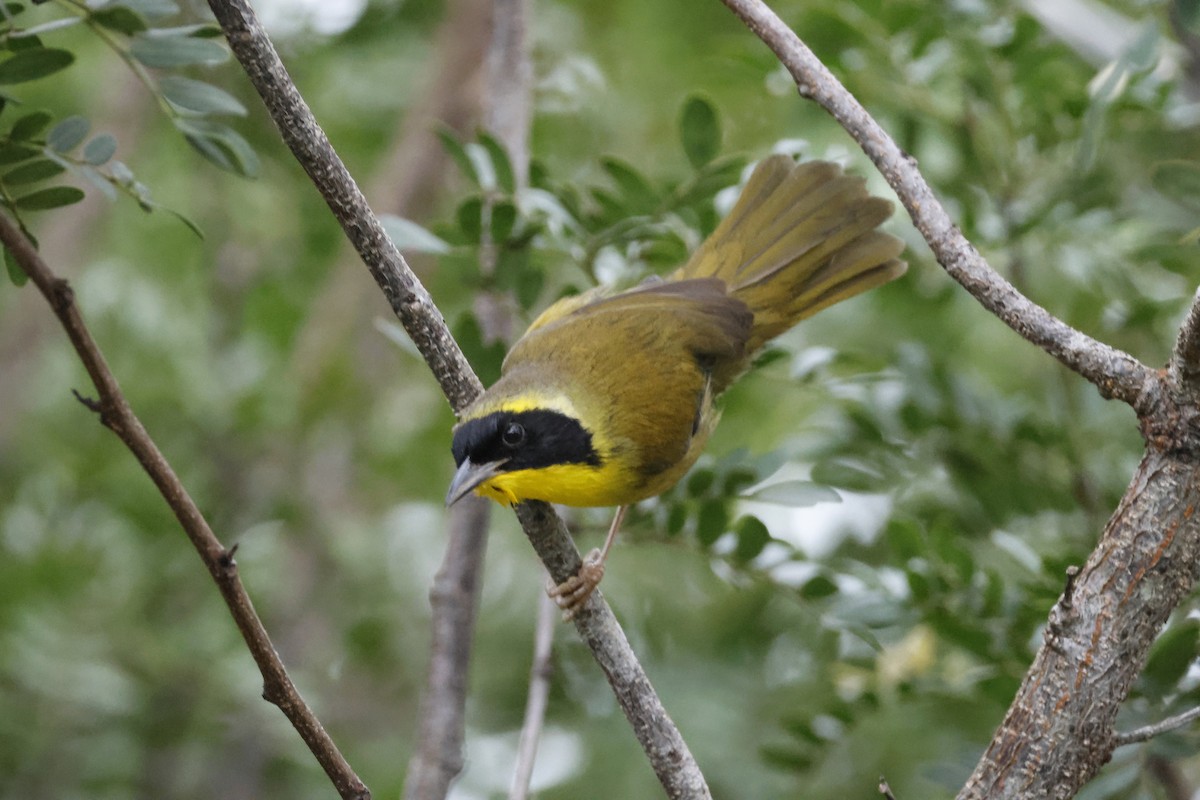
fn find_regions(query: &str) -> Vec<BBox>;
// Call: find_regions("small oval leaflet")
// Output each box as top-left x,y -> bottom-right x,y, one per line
3,159 -> 65,186
130,33 -> 228,68
159,76 -> 246,117
9,111 -> 52,141
0,48 -> 75,86
47,116 -> 90,153
380,215 -> 451,255
679,95 -> 721,169
743,480 -> 842,507
14,185 -> 85,210
83,134 -> 118,166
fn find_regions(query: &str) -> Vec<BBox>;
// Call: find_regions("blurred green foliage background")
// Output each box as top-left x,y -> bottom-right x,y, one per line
2,0 -> 1200,798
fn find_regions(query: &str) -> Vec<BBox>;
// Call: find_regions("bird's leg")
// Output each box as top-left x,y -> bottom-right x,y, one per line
547,505 -> 627,620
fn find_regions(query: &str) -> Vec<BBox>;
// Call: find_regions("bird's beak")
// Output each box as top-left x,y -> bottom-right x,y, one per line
445,457 -> 509,507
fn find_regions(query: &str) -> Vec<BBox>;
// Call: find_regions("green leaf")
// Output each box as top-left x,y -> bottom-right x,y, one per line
452,313 -> 506,385
159,76 -> 246,116
810,458 -> 888,492
679,95 -> 720,169
455,196 -> 483,244
478,131 -> 516,193
489,200 -> 517,243
9,110 -> 51,140
4,244 -> 27,286
2,158 -> 64,185
695,498 -> 728,546
800,574 -> 838,600
0,48 -> 74,85
513,258 -> 543,310
721,467 -> 758,497
676,154 -> 747,208
13,185 -> 85,210
600,156 -> 657,212
687,468 -> 715,497
47,115 -> 89,152
130,33 -> 228,68
380,214 -> 451,254
733,515 -> 771,562
437,128 -> 479,186
886,518 -> 924,561
7,34 -> 44,53
90,6 -> 149,35
0,142 -> 38,165
176,119 -> 259,177
666,503 -> 688,536
82,134 -> 117,166
743,480 -> 842,507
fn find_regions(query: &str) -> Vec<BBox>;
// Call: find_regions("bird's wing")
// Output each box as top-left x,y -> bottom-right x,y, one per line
500,278 -> 753,479
504,277 -> 752,378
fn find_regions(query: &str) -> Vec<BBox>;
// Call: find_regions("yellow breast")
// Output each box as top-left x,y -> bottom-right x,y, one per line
477,459 -> 637,507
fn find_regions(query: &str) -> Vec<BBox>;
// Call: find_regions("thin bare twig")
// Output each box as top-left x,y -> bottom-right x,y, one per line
206,1 -> 711,796
0,215 -> 369,800
1115,705 -> 1200,747
405,498 -> 491,800
509,589 -> 557,800
718,0 -> 1156,412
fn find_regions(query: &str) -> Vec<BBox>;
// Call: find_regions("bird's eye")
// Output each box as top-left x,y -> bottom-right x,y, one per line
501,422 -> 526,447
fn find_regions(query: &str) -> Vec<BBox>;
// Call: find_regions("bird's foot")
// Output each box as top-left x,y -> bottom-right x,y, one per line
546,548 -> 605,621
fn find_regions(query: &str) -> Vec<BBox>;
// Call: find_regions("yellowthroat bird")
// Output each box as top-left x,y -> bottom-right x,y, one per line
446,154 -> 905,618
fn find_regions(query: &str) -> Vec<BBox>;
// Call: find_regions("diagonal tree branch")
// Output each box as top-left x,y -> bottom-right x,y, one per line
0,214 -> 370,800
205,1 -> 711,796
717,2 -> 1200,799
719,0 -> 1157,412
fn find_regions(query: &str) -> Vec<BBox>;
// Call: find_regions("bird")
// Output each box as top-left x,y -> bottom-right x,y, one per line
446,154 -> 906,619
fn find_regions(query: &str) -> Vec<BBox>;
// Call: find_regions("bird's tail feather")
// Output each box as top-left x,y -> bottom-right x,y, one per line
674,154 -> 906,356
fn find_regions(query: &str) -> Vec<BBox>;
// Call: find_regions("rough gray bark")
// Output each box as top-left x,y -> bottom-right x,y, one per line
717,1 -> 1200,798
961,448 -> 1200,798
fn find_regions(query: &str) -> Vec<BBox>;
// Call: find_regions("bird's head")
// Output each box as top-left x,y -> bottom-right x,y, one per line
446,397 -> 603,507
